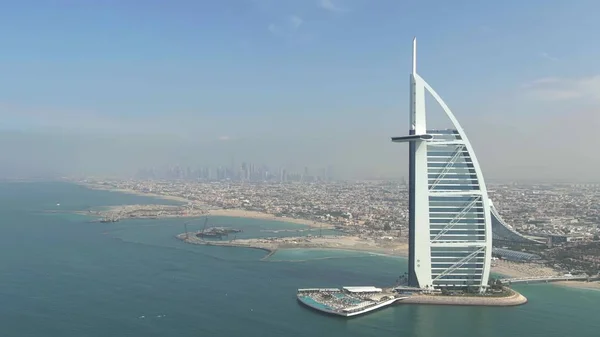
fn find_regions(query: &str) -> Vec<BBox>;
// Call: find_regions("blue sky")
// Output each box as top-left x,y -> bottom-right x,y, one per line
0,0 -> 599,179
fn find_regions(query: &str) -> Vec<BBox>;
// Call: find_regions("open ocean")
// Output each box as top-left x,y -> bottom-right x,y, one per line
1,181 -> 599,337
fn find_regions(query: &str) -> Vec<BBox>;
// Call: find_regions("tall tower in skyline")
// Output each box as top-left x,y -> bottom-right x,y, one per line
392,38 -> 492,292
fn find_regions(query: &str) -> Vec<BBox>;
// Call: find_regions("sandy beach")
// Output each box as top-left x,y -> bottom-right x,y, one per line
81,183 -> 192,204
491,260 -> 558,278
491,260 -> 600,290
205,209 -> 334,229
81,183 -> 332,229
553,281 -> 600,290
178,233 -> 600,291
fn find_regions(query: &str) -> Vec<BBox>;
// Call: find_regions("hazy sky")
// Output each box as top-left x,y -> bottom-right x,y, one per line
1,0 -> 599,180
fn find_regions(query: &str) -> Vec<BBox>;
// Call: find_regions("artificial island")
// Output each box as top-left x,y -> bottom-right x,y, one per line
295,37 -> 530,316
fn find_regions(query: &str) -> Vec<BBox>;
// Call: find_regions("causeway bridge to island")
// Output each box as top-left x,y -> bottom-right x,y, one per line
500,275 -> 600,284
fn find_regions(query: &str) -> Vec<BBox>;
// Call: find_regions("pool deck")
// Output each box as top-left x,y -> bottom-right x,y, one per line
297,287 -> 404,317
297,294 -> 403,317
297,287 -> 528,317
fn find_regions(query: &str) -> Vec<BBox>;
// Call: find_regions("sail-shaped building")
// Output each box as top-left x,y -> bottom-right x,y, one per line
294,38 -> 532,315
392,39 -> 492,292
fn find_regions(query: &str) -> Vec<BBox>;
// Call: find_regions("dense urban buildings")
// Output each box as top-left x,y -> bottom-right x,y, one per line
82,179 -> 600,243
391,39 -> 492,292
81,176 -> 600,276
490,201 -> 542,244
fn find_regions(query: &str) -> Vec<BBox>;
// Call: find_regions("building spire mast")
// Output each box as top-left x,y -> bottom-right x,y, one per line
412,37 -> 417,74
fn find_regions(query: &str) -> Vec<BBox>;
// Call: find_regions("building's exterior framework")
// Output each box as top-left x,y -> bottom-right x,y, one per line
392,39 -> 492,292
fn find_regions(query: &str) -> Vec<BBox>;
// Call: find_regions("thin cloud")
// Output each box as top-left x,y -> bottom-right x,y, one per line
268,15 -> 304,37
521,77 -> 560,88
290,15 -> 303,30
540,52 -> 559,61
522,75 -> 600,102
0,101 -> 232,140
318,0 -> 347,13
527,89 -> 582,101
268,23 -> 280,35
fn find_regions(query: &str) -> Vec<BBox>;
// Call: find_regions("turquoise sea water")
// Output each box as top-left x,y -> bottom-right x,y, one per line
1,182 -> 599,336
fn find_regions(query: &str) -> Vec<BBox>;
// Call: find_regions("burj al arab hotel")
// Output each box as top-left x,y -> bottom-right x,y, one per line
392,38 -> 493,292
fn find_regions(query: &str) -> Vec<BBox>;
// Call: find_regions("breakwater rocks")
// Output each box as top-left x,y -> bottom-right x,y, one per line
175,233 -> 276,260
175,233 -> 274,250
400,289 -> 527,307
176,232 -> 408,257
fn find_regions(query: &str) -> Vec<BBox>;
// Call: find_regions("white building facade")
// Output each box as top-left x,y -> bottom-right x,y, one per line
392,39 -> 492,292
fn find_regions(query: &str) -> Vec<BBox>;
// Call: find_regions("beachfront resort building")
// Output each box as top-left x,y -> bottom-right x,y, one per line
392,38 -> 493,292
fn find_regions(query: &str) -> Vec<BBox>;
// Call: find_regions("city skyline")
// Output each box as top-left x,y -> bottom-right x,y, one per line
134,162 -> 336,183
1,1 -> 600,181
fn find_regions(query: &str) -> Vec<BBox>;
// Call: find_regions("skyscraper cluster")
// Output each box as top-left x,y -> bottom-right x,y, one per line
135,163 -> 335,182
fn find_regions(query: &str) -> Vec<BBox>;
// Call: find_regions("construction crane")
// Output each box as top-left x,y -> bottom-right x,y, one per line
184,221 -> 190,240
201,216 -> 209,241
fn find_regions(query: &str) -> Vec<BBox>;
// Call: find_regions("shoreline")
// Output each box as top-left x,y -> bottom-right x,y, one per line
79,183 -> 334,229
175,233 -> 600,291
175,233 -> 278,261
81,182 -> 600,292
81,183 -> 192,204
205,209 -> 334,229
552,281 -> 600,290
